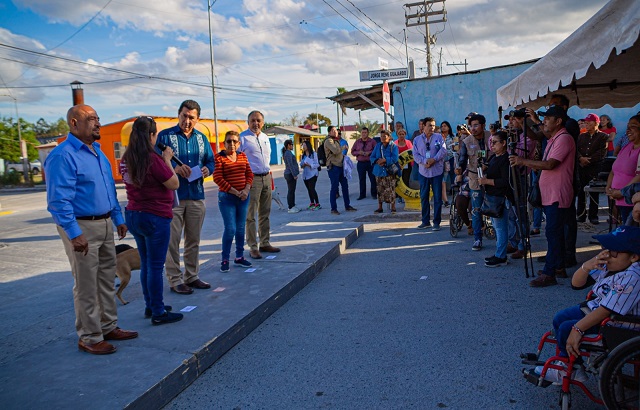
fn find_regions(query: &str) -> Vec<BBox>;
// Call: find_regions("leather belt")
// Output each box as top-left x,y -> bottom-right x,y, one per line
77,212 -> 111,221
253,172 -> 269,177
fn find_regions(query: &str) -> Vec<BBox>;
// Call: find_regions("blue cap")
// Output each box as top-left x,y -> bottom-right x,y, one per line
592,226 -> 640,254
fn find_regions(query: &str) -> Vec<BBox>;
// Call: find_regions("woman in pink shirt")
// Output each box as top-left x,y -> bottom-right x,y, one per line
608,115 -> 640,224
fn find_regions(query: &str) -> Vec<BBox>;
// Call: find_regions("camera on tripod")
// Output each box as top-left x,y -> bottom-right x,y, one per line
509,108 -> 527,118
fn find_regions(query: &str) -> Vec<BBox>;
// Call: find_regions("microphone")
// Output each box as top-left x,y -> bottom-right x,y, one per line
157,142 -> 184,167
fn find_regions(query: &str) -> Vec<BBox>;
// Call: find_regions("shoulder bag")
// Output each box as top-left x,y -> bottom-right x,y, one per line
380,143 -> 400,176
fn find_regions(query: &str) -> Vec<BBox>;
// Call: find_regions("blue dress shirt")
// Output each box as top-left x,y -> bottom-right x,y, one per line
45,133 -> 124,240
413,132 -> 446,178
156,125 -> 215,201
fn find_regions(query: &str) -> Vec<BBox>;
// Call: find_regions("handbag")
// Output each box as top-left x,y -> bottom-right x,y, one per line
380,143 -> 400,176
527,173 -> 542,207
480,193 -> 505,218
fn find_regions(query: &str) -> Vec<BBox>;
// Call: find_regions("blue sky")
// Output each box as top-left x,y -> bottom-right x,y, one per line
0,0 -> 610,126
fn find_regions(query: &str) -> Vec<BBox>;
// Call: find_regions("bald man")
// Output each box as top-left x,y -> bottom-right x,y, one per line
45,104 -> 137,355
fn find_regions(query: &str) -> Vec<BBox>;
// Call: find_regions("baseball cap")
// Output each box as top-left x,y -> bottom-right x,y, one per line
592,226 -> 640,255
465,112 -> 478,120
582,113 -> 600,123
537,105 -> 567,119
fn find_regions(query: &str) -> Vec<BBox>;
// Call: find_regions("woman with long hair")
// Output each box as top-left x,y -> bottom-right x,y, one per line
599,114 -> 617,156
370,130 -> 399,213
299,140 -> 321,210
282,139 -> 300,213
121,117 -> 183,325
213,130 -> 254,272
441,121 -> 455,207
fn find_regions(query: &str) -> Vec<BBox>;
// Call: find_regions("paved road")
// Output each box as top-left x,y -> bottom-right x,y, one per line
167,220 -> 604,410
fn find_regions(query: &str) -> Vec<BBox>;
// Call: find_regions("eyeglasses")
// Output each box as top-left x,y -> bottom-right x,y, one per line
602,248 -> 630,258
224,140 -> 240,144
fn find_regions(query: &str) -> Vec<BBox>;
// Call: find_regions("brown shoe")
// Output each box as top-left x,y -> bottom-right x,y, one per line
259,245 -> 281,253
104,327 -> 138,341
250,249 -> 262,259
171,284 -> 194,295
555,268 -> 568,278
506,244 -> 517,254
530,273 -> 558,287
78,340 -> 117,355
188,279 -> 211,289
511,249 -> 526,259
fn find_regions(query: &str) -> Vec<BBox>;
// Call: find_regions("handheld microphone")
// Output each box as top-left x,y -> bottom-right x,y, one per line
157,142 -> 184,167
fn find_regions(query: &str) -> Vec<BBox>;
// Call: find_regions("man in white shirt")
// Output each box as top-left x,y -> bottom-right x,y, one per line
239,111 -> 280,259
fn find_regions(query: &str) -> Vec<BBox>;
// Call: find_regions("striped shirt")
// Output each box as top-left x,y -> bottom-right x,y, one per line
588,262 -> 640,330
213,151 -> 253,193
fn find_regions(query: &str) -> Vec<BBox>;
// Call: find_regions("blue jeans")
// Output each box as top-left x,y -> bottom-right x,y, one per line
542,202 -> 567,276
531,171 -> 543,230
125,210 -> 172,317
470,189 -> 484,241
328,165 -> 351,211
356,160 -> 377,198
491,198 -> 511,259
218,191 -> 250,261
419,173 -> 443,225
553,305 -> 598,357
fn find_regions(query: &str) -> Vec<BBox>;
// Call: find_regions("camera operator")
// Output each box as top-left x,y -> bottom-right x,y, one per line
509,106 -> 576,288
457,113 -> 489,251
576,114 -> 608,224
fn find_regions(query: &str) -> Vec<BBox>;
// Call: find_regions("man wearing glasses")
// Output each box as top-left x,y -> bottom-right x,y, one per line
157,100 -> 215,295
414,116 -> 446,231
239,110 -> 280,259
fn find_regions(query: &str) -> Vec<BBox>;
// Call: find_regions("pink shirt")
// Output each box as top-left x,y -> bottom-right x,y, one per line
539,129 -> 576,208
121,154 -> 175,219
611,142 -> 640,207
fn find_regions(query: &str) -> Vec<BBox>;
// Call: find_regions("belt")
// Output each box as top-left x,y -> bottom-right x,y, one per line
77,212 -> 111,221
253,172 -> 269,177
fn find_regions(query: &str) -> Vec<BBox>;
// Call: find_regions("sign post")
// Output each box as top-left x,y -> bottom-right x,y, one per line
382,80 -> 390,129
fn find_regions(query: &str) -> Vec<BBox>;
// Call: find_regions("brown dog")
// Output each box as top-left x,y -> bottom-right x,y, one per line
115,244 -> 140,305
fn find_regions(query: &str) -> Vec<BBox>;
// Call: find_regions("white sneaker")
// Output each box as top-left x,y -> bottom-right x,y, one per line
472,240 -> 482,251
288,207 -> 301,213
534,361 -> 588,385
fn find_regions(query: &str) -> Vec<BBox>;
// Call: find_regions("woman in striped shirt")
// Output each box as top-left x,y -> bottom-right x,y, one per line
213,131 -> 254,273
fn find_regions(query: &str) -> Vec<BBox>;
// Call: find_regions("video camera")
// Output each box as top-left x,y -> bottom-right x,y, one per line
456,124 -> 468,132
509,108 -> 527,118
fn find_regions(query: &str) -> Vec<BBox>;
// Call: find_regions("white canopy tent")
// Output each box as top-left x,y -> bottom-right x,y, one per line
497,0 -> 640,109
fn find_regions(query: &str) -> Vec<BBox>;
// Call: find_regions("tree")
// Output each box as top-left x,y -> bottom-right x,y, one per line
351,120 -> 382,140
48,118 -> 69,136
0,117 -> 39,161
304,112 -> 331,128
282,112 -> 303,126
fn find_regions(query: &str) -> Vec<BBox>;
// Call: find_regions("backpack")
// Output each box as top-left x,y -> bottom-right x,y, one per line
317,137 -> 328,168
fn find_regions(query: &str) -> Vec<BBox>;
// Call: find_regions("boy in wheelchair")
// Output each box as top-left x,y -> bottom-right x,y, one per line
528,226 -> 640,385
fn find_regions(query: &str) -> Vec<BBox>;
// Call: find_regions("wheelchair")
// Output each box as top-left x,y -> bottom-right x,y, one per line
449,183 -> 495,240
521,313 -> 640,409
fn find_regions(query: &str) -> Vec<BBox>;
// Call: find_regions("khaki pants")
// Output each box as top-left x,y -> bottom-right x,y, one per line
165,199 -> 205,287
246,174 -> 272,251
57,219 -> 118,344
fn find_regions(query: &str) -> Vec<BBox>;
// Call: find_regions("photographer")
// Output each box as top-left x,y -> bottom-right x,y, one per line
509,106 -> 576,288
457,113 -> 489,251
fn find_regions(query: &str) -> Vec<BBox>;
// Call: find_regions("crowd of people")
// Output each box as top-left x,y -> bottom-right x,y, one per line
44,98 -> 640,356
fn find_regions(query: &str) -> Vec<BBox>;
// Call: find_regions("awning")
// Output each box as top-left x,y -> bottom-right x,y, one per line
263,126 -> 324,137
327,83 -> 390,111
497,0 -> 640,109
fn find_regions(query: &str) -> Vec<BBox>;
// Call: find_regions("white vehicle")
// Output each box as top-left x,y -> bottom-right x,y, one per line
5,159 -> 41,175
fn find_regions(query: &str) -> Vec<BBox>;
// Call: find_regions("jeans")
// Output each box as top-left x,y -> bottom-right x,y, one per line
303,176 -> 319,205
356,160 -> 377,198
284,173 -> 297,209
126,210 -> 172,317
470,189 -> 484,241
619,206 -> 633,226
419,173 -> 443,226
218,191 -> 250,261
542,202 -> 567,276
531,171 -> 543,229
328,165 -> 351,211
553,305 -> 598,357
492,199 -> 511,259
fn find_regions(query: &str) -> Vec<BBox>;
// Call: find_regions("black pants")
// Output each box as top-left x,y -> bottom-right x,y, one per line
303,175 -> 319,205
577,168 -> 599,221
284,173 -> 297,209
357,160 -> 377,198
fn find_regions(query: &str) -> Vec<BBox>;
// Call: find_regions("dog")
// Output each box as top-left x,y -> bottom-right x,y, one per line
272,187 -> 286,210
114,244 -> 140,305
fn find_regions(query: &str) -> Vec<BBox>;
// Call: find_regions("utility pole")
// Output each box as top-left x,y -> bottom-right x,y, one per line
1,94 -> 28,182
437,48 -> 443,76
447,59 -> 468,72
207,0 -> 220,152
404,0 -> 447,77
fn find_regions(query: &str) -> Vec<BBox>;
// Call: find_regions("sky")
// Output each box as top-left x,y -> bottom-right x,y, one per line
0,0 -> 610,127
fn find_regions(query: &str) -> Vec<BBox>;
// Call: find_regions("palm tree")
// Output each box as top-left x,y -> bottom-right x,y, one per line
352,120 -> 381,140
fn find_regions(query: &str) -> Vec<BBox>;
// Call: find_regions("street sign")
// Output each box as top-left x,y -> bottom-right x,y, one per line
382,81 -> 390,114
359,67 -> 409,82
378,57 -> 389,70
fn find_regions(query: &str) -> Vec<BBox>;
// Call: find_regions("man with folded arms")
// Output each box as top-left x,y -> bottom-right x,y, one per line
46,104 -> 137,355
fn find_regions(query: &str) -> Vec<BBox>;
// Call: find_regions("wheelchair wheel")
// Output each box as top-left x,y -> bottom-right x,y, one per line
559,392 -> 571,410
450,213 -> 459,237
484,225 -> 496,240
599,335 -> 640,410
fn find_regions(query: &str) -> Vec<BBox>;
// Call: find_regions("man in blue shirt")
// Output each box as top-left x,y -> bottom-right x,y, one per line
157,100 -> 215,294
46,104 -> 137,355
